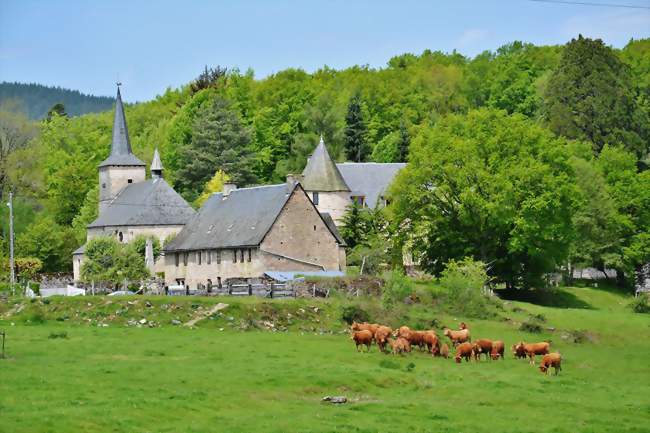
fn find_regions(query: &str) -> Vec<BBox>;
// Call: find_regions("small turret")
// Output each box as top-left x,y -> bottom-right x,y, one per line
151,147 -> 164,179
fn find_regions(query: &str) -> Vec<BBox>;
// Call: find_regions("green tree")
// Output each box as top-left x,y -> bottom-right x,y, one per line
194,169 -> 231,207
175,97 -> 257,201
397,121 -> 410,162
16,216 -> 78,272
81,237 -> 150,285
71,186 -> 98,244
340,202 -> 368,249
344,93 -> 368,162
391,108 -> 576,288
46,103 -> 67,121
544,35 -> 648,157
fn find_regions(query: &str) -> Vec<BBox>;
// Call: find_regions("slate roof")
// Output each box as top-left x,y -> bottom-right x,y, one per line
88,178 -> 195,228
73,244 -> 85,255
336,162 -> 406,209
99,87 -> 146,167
321,212 -> 345,245
301,137 -> 350,192
164,183 -> 343,252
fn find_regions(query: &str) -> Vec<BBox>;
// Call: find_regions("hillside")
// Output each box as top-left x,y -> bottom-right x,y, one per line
0,82 -> 114,119
1,285 -> 648,432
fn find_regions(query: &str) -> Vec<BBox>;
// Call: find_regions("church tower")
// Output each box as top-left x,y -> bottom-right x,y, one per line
98,85 -> 146,214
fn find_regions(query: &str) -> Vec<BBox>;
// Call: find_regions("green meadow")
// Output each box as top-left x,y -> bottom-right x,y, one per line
1,286 -> 649,433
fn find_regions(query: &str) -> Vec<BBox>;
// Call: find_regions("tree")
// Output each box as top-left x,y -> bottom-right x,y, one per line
130,235 -> 161,260
0,108 -> 37,198
194,169 -> 231,207
190,66 -> 228,95
397,121 -> 410,162
391,108 -> 576,288
81,237 -> 149,286
46,103 -> 67,121
340,202 -> 368,249
16,216 -> 78,272
175,97 -> 257,201
71,186 -> 98,244
344,93 -> 368,162
544,35 -> 648,157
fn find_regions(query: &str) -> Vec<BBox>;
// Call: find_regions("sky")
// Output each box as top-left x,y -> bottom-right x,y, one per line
1,0 -> 649,102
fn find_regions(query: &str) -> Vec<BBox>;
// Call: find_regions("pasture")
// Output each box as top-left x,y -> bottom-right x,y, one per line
1,286 -> 649,433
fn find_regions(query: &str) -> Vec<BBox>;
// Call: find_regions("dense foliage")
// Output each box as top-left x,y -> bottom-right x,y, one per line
0,36 -> 648,288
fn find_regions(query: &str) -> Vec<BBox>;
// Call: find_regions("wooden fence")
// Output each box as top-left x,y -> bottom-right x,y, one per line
168,282 -> 294,298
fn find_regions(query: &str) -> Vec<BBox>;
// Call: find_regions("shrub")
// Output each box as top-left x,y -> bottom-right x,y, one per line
439,258 -> 491,318
519,321 -> 542,333
631,295 -> 650,314
48,331 -> 68,339
341,305 -> 370,325
531,313 -> 547,323
26,308 -> 46,324
381,270 -> 414,309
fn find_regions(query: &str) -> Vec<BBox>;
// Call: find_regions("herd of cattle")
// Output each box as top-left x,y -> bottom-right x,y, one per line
350,321 -> 562,375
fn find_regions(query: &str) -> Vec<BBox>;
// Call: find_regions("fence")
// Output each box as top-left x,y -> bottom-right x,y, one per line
167,282 -> 294,298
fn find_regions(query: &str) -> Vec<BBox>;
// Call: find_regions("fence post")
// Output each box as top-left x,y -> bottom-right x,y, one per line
248,283 -> 252,296
1,331 -> 5,359
270,283 -> 274,299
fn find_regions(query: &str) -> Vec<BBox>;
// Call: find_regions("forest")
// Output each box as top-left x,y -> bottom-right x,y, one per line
0,35 -> 648,289
0,82 -> 115,119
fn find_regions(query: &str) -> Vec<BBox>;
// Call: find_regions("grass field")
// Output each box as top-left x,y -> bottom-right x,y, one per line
1,285 -> 649,433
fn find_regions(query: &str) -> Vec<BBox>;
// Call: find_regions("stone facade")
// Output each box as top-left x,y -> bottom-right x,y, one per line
87,224 -> 185,245
305,190 -> 351,225
98,165 -> 146,214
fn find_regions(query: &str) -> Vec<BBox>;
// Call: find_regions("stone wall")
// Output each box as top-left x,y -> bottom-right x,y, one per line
87,224 -> 184,245
307,190 -> 350,225
98,165 -> 146,214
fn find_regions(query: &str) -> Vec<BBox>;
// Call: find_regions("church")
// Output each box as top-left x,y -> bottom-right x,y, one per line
73,86 -> 405,288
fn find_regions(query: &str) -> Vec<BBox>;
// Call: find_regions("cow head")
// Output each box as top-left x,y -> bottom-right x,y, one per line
443,328 -> 451,338
539,364 -> 548,373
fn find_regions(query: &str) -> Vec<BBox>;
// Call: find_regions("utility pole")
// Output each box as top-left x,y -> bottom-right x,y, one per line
7,192 -> 15,296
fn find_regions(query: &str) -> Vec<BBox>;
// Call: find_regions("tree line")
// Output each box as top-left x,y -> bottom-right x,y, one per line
0,36 -> 648,289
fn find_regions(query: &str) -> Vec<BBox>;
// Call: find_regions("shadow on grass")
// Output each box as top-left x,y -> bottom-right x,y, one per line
495,288 -> 593,310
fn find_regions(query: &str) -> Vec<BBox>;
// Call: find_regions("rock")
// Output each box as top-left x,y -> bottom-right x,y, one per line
171,319 -> 181,325
403,297 -> 413,305
322,396 -> 347,404
139,318 -> 147,324
145,301 -> 153,308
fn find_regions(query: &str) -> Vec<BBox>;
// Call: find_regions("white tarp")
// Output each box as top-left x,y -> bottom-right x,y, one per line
40,285 -> 86,298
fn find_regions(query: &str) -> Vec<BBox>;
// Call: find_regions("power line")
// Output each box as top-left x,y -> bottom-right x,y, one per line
528,0 -> 650,9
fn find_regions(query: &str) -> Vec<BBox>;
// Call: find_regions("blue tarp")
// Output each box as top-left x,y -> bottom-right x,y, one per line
264,270 -> 345,282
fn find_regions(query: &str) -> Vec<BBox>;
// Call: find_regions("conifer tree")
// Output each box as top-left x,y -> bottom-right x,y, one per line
397,121 -> 410,162
344,93 -> 367,162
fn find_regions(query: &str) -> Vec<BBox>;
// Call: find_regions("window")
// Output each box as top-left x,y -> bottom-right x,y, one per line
217,250 -> 221,264
183,253 -> 188,266
240,249 -> 244,262
233,249 -> 237,263
206,251 -> 211,265
217,276 -> 222,288
312,192 -> 319,205
197,251 -> 202,265
175,253 -> 179,267
247,248 -> 252,262
127,179 -> 133,184
102,183 -> 106,189
352,196 -> 365,207
313,225 -> 317,231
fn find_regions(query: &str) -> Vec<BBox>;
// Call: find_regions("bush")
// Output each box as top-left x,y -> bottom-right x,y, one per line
439,258 -> 491,318
341,305 -> 370,325
519,321 -> 542,333
381,270 -> 414,309
48,331 -> 68,339
631,295 -> 650,314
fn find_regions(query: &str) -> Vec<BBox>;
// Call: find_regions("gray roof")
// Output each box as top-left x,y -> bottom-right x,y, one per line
99,87 -> 146,168
88,178 -> 195,228
301,137 -> 350,192
336,162 -> 406,208
73,244 -> 85,255
165,183 -> 343,252
150,147 -> 163,171
321,212 -> 345,245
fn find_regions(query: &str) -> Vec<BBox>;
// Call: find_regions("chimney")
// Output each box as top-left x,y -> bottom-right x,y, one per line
286,174 -> 302,192
223,183 -> 237,196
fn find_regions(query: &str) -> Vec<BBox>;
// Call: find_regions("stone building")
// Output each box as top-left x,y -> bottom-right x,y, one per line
72,86 -> 195,282
300,136 -> 406,224
162,182 -> 346,288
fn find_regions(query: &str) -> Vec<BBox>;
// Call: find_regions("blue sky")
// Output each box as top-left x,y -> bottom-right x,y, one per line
1,0 -> 648,102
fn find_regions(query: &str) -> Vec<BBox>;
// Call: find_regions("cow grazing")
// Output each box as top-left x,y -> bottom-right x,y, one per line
394,326 -> 426,351
454,342 -> 473,363
512,343 -> 527,359
472,339 -> 493,361
390,337 -> 412,355
444,328 -> 471,346
490,340 -> 505,360
539,353 -> 562,375
374,326 -> 393,353
440,343 -> 450,359
515,341 -> 551,365
422,331 -> 440,355
351,322 -> 380,336
351,330 -> 373,352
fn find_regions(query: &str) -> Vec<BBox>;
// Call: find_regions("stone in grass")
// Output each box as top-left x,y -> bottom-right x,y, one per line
171,319 -> 181,325
322,396 -> 347,404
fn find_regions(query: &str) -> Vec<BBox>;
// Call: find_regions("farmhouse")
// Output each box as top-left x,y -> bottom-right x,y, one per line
72,86 -> 195,282
162,181 -> 346,289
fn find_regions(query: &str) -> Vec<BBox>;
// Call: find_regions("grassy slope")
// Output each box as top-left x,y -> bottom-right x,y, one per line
1,287 -> 649,433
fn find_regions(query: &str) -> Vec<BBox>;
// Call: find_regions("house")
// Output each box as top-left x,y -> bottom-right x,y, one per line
162,181 -> 346,289
72,86 -> 195,282
299,136 -> 406,224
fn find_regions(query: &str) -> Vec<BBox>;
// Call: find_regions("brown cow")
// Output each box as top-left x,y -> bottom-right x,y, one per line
374,326 -> 393,353
439,343 -> 450,359
351,322 -> 380,336
444,328 -> 471,346
490,340 -> 505,360
390,337 -> 412,355
459,322 -> 468,330
351,330 -> 373,352
454,342 -> 473,363
422,331 -> 440,355
514,341 -> 550,365
472,339 -> 493,361
512,343 -> 527,359
539,352 -> 562,375
394,326 -> 426,351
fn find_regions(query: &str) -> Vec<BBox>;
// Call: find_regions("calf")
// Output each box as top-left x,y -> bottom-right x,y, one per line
490,340 -> 505,360
394,326 -> 426,351
351,330 -> 373,352
472,339 -> 493,361
514,341 -> 550,365
444,328 -> 471,346
422,331 -> 440,356
390,337 -> 412,355
351,322 -> 379,336
539,352 -> 562,375
454,342 -> 473,363
439,343 -> 450,359
374,326 -> 393,353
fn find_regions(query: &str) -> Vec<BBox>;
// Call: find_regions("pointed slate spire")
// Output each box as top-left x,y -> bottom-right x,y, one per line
99,85 -> 145,167
301,135 -> 350,192
151,147 -> 164,179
